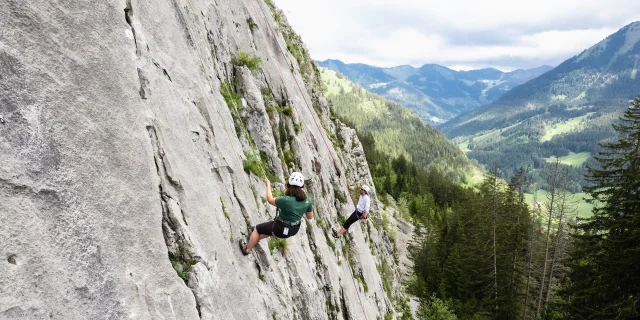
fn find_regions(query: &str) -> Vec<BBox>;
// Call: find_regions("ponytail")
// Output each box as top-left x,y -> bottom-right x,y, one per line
285,183 -> 307,201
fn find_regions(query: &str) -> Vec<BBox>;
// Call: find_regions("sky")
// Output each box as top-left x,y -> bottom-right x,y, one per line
273,0 -> 640,71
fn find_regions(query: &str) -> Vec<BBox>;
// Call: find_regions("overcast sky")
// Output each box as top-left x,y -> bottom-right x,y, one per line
273,0 -> 640,71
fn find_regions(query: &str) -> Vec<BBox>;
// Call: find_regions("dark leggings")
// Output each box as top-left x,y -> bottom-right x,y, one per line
342,210 -> 363,230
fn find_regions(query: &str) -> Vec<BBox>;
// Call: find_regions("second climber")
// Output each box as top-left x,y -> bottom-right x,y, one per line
333,185 -> 371,238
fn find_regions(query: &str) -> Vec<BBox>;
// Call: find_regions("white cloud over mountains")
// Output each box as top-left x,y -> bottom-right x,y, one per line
273,0 -> 640,70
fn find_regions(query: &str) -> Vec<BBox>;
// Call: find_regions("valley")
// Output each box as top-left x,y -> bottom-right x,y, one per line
318,59 -> 551,124
442,22 -> 640,197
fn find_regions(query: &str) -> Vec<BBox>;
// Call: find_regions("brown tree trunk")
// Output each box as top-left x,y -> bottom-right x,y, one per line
544,188 -> 571,307
536,160 -> 561,319
492,178 -> 499,311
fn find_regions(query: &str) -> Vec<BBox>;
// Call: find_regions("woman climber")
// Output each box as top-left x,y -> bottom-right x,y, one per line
333,185 -> 371,238
239,172 -> 313,255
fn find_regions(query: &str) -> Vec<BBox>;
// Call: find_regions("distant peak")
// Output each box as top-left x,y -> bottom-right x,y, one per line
625,20 -> 640,28
388,65 -> 415,70
418,64 -> 454,72
318,58 -> 344,64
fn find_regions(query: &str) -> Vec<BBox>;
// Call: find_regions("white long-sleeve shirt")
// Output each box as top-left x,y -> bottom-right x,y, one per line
356,195 -> 370,213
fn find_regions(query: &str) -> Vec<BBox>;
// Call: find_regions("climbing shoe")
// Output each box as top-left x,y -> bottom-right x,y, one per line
239,239 -> 250,256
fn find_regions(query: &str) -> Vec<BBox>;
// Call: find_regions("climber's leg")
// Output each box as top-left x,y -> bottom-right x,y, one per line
244,227 -> 261,253
243,221 -> 276,253
336,211 -> 359,237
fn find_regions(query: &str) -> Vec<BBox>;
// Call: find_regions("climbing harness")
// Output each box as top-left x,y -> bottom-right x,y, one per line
245,1 -> 369,318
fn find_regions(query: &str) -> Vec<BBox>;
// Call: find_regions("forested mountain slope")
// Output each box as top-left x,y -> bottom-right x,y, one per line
321,68 -> 482,186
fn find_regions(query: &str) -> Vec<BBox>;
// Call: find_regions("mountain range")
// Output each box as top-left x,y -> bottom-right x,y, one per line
317,59 -> 552,123
441,21 -> 640,191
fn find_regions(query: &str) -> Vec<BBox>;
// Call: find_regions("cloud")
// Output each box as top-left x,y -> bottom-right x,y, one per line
273,0 -> 640,70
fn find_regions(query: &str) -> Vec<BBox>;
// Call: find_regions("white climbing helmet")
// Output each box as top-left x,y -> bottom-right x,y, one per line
288,172 -> 305,187
361,185 -> 371,194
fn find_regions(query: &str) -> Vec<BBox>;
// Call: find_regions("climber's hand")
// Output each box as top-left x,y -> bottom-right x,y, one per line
264,177 -> 270,185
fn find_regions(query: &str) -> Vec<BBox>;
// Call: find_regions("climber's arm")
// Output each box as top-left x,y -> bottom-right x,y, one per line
264,177 -> 276,206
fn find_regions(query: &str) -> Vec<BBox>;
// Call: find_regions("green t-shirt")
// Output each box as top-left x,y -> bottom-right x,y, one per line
275,196 -> 313,222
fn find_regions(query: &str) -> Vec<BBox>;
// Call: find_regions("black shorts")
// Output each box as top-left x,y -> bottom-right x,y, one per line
255,220 -> 301,238
342,210 -> 364,230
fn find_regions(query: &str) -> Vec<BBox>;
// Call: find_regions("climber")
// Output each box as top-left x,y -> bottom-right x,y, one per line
333,185 -> 371,238
239,172 -> 313,255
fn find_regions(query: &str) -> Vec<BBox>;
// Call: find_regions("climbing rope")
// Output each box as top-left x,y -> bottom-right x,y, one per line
181,0 -> 270,179
245,1 -> 369,318
172,0 -> 243,166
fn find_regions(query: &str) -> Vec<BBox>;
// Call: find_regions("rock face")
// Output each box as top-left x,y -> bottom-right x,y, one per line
0,0 -> 411,319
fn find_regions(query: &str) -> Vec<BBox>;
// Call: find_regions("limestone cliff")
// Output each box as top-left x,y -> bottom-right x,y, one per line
0,0 -> 413,319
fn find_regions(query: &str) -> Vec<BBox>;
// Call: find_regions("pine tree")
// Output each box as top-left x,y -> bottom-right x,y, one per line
500,168 -> 531,319
488,170 -> 500,312
471,170 -> 503,316
523,204 -> 541,320
561,96 -> 640,318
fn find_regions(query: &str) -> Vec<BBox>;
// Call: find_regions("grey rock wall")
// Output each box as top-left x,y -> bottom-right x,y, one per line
0,0 -> 412,319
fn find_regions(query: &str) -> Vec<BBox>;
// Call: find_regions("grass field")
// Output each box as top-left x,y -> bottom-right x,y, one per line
455,122 -> 523,152
321,69 -> 352,95
544,152 -> 591,166
457,141 -> 471,153
524,189 -> 595,218
571,91 -> 586,102
566,105 -> 589,111
540,113 -> 594,142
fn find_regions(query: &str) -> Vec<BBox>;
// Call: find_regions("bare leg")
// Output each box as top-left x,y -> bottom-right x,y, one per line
337,226 -> 347,237
245,228 -> 270,253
